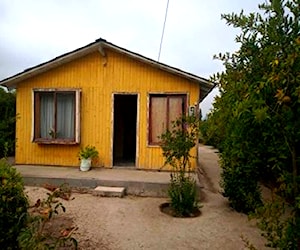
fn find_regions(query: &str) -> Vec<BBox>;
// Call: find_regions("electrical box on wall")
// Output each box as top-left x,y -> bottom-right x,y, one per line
188,106 -> 195,116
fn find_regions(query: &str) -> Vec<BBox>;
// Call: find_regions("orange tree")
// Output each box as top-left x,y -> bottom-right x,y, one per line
207,0 -> 299,248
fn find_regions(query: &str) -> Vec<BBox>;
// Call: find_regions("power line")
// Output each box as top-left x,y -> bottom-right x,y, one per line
158,0 -> 170,62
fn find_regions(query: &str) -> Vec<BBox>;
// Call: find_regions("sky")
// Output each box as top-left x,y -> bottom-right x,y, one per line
0,0 -> 263,116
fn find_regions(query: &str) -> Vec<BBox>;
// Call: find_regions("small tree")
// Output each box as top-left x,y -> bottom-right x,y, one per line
160,116 -> 200,216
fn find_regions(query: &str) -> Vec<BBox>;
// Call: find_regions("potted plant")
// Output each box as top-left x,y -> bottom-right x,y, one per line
78,145 -> 99,171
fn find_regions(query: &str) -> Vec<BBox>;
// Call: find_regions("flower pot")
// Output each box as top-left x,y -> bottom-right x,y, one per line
80,158 -> 92,171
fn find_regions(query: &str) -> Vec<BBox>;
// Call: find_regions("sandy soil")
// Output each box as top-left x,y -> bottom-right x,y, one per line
23,145 -> 268,249
25,185 -> 267,250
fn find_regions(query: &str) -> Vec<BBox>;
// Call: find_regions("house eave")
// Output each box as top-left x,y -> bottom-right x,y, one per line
0,38 -> 215,100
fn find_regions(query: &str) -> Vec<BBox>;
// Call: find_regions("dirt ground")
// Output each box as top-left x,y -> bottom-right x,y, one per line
25,185 -> 267,250
24,145 -> 268,249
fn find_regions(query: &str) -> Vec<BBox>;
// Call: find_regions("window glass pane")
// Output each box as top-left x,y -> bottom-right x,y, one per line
150,97 -> 167,143
57,93 -> 75,139
40,93 -> 54,138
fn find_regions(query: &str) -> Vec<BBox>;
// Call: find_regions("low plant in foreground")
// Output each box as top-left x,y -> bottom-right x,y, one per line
0,158 -> 28,249
18,184 -> 78,249
160,116 -> 200,217
168,172 -> 198,216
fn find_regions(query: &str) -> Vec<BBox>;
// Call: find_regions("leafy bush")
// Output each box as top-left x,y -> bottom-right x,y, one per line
168,172 -> 198,216
199,114 -> 224,150
0,158 -> 77,249
0,159 -> 28,249
160,116 -> 200,216
253,198 -> 300,249
208,0 -> 300,246
221,163 -> 262,213
18,184 -> 77,249
0,88 -> 16,158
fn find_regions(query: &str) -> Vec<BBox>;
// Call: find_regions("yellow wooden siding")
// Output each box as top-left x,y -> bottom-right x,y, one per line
15,50 -> 200,170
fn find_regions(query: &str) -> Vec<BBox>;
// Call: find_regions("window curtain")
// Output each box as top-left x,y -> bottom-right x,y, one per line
57,93 -> 75,139
40,93 -> 54,138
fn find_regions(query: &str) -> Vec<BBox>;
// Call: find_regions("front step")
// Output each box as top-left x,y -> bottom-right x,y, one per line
93,186 -> 126,198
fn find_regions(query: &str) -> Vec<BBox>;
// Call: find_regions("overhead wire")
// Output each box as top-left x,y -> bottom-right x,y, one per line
158,0 -> 170,62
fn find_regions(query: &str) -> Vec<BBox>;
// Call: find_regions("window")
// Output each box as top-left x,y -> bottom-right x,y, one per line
149,94 -> 186,145
33,89 -> 80,144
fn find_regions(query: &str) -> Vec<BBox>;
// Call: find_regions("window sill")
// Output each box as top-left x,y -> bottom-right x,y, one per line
147,144 -> 161,147
34,139 -> 79,145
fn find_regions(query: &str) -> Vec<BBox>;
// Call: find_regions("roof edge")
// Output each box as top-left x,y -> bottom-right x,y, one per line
0,38 -> 215,100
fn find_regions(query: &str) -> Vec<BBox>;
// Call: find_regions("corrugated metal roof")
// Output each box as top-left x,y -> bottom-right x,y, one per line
0,38 -> 215,101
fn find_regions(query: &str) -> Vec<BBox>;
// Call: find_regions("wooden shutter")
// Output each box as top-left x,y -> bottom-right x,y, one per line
168,96 -> 184,129
150,96 -> 167,144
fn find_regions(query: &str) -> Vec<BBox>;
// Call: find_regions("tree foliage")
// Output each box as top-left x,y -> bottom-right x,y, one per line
203,0 -> 300,247
0,87 -> 16,158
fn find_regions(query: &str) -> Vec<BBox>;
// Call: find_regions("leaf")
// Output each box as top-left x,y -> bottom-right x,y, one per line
275,89 -> 284,100
254,107 -> 269,122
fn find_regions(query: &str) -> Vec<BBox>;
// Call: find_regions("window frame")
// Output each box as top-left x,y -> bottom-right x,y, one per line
32,88 -> 81,144
148,93 -> 187,146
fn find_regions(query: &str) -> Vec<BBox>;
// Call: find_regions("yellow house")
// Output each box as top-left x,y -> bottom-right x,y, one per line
0,38 -> 214,170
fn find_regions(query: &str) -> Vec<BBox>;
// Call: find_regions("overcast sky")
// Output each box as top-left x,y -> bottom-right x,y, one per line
0,0 -> 263,116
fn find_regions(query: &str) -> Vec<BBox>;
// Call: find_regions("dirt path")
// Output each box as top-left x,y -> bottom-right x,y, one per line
25,145 -> 267,249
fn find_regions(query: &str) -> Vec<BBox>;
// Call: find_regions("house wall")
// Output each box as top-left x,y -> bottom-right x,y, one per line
15,49 -> 200,170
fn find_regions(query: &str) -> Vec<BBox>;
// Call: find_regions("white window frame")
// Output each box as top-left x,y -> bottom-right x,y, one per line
32,88 -> 81,144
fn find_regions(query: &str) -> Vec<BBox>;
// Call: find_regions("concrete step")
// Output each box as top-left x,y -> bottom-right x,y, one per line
93,186 -> 126,198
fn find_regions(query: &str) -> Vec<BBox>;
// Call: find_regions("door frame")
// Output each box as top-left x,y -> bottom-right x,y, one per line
111,92 -> 139,167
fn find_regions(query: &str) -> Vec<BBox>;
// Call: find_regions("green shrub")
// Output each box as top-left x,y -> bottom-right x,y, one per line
160,116 -> 200,216
253,197 -> 300,249
0,88 -> 16,158
0,159 -> 28,249
221,163 -> 262,214
168,172 -> 198,216
251,174 -> 300,249
199,116 -> 224,150
18,184 -> 77,249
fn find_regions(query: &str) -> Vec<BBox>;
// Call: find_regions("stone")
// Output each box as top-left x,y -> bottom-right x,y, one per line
93,186 -> 126,198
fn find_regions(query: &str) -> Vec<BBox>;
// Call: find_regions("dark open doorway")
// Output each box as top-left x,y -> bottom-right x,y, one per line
113,94 -> 137,166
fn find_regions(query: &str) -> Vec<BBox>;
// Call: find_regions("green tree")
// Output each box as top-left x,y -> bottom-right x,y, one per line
206,0 -> 300,247
0,87 -> 16,158
199,109 -> 225,150
211,0 -> 300,209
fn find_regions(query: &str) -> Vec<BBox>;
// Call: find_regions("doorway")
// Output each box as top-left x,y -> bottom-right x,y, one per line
113,94 -> 137,166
